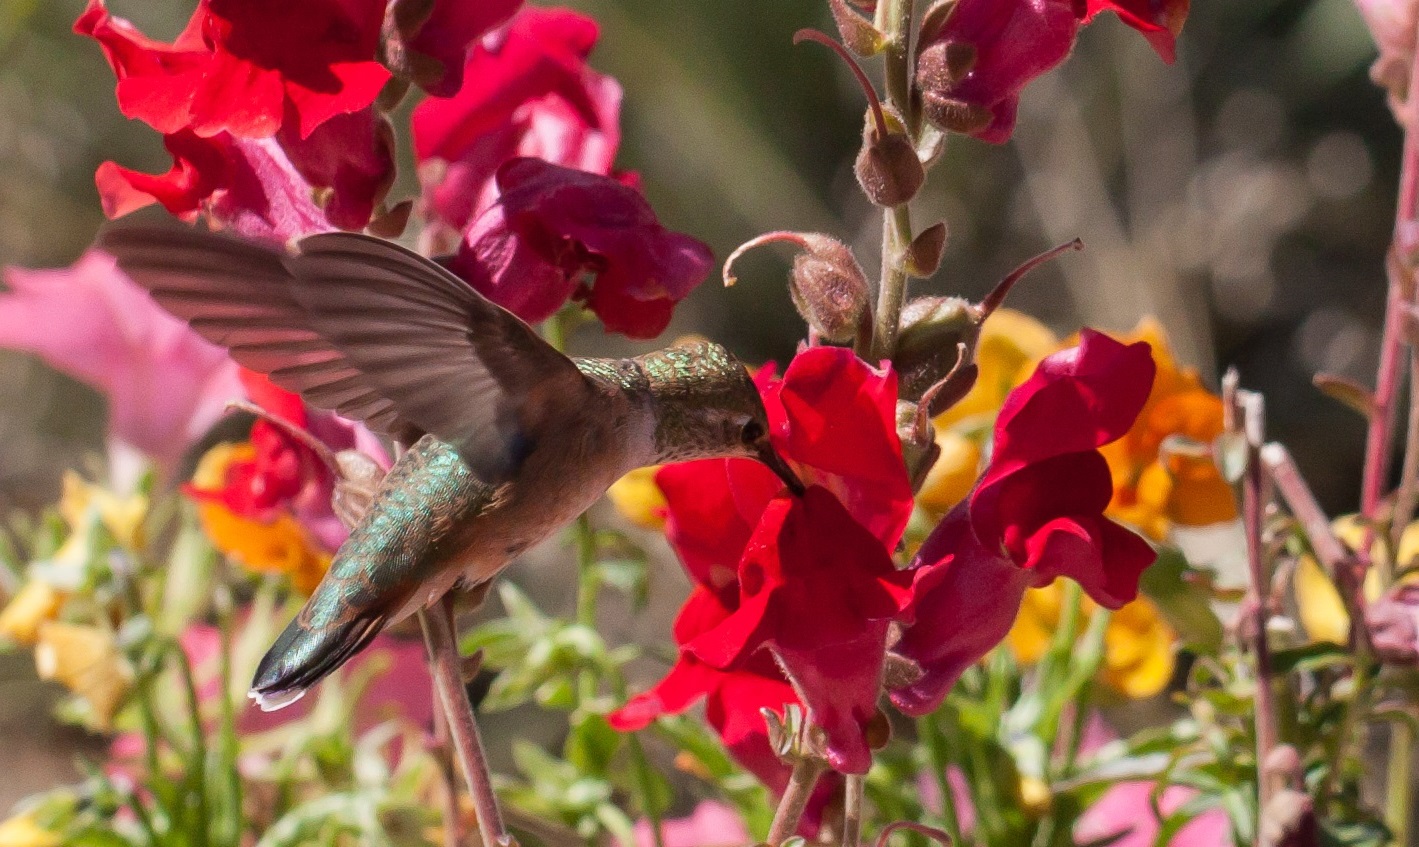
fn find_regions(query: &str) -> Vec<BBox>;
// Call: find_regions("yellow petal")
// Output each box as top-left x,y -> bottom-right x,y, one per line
917,430 -> 981,514
1007,584 -> 1067,666
607,466 -> 668,531
0,581 -> 65,646
1100,597 -> 1176,699
34,622 -> 132,731
1295,555 -> 1349,646
59,471 -> 148,550
0,814 -> 60,847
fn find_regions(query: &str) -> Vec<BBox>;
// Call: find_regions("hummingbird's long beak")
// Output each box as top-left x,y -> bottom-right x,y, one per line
756,441 -> 806,496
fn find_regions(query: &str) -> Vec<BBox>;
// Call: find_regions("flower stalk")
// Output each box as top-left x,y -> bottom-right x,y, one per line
766,757 -> 827,846
869,0 -> 917,361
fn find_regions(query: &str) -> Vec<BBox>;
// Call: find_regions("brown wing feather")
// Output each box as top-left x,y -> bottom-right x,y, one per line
99,223 -> 595,481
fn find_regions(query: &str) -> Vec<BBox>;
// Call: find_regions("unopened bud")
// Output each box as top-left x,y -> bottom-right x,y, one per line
856,120 -> 925,207
906,222 -> 948,278
897,401 -> 940,488
892,296 -> 982,405
1365,583 -> 1419,665
919,0 -> 960,44
828,0 -> 885,56
725,232 -> 869,343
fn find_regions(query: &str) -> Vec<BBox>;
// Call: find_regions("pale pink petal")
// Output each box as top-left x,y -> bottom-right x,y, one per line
0,250 -> 243,474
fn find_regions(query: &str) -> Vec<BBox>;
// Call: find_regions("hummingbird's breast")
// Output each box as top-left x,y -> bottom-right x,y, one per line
338,385 -> 654,624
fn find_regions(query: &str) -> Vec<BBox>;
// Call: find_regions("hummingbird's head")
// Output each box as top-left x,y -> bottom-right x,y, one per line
638,342 -> 804,494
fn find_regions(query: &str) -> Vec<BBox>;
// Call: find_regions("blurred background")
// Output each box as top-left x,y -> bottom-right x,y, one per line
0,0 -> 1399,813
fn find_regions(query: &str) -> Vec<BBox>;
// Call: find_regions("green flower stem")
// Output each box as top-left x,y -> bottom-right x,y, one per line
214,584 -> 242,847
169,638 -> 211,847
868,0 -> 915,361
920,711 -> 964,846
1320,659 -> 1372,814
574,513 -> 599,629
766,757 -> 826,846
1387,721 -> 1414,845
627,731 -> 667,847
874,0 -> 915,130
842,773 -> 864,847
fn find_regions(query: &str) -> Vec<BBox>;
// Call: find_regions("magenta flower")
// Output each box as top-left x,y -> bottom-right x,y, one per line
916,0 -> 1187,143
0,251 -> 242,475
413,7 -> 623,239
401,0 -> 524,98
891,330 -> 1157,715
450,158 -> 712,338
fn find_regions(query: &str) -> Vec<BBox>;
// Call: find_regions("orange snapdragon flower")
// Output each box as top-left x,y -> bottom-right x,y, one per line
1098,319 -> 1236,539
187,442 -> 330,593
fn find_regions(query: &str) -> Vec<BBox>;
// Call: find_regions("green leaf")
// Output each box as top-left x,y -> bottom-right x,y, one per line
565,713 -> 621,775
1140,546 -> 1224,653
1271,642 -> 1352,675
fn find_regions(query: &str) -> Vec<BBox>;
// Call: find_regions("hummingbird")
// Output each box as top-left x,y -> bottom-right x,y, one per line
99,224 -> 805,711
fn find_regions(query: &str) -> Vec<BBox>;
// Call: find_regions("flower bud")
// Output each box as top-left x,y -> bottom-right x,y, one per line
725,232 -> 869,343
1365,583 -> 1419,665
856,120 -> 925,207
892,296 -> 982,404
906,222 -> 948,278
896,401 -> 940,488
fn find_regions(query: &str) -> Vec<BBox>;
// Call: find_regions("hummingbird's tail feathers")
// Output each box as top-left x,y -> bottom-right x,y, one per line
248,611 -> 387,712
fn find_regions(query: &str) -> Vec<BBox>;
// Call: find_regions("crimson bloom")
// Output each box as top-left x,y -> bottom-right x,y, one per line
891,330 -> 1157,715
78,1 -> 395,239
451,158 -> 712,338
612,347 -> 914,774
76,0 -> 388,141
916,0 -> 1188,143
413,7 -> 622,241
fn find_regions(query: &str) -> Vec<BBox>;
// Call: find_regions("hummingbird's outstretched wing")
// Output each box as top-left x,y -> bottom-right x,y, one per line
100,224 -> 595,482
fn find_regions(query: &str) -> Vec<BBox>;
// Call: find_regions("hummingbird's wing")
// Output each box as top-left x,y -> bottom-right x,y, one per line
100,224 -> 595,482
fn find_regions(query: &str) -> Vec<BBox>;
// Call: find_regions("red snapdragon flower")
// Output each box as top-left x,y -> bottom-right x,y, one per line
916,0 -> 1188,143
78,2 -> 397,239
612,347 -> 914,774
76,0 -> 388,141
890,330 -> 1157,715
413,7 -> 623,239
400,0 -> 525,98
450,158 -> 712,338
185,371 -> 386,553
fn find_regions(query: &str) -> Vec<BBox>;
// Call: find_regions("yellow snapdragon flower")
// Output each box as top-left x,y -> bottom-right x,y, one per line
0,581 -> 65,646
0,814 -> 60,847
34,622 -> 133,731
1008,583 -> 1176,699
607,466 -> 668,530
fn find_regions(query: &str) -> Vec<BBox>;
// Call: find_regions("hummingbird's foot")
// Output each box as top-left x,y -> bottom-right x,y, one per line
420,594 -> 517,847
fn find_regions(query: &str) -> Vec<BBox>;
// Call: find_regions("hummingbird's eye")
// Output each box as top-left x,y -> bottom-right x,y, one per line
741,420 -> 765,444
